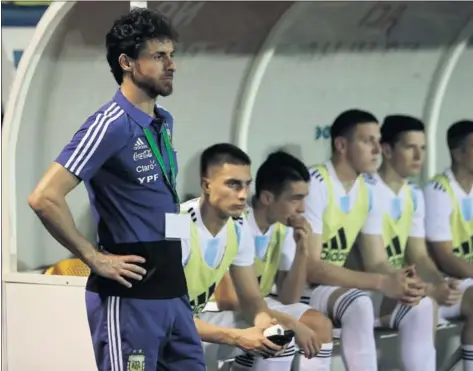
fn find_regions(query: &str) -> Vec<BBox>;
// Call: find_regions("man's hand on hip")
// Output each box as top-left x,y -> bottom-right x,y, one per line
88,252 -> 147,288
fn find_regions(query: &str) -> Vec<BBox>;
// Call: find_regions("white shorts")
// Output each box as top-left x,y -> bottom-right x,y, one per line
439,278 -> 473,322
302,285 -> 383,326
199,297 -> 311,368
265,295 -> 311,320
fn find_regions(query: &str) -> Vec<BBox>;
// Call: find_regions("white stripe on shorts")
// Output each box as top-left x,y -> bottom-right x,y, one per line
107,296 -> 124,371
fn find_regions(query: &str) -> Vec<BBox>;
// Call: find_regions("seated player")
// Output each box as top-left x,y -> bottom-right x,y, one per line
181,143 -> 320,371
295,109 -> 427,371
352,115 -> 445,370
215,151 -> 334,371
424,120 -> 473,371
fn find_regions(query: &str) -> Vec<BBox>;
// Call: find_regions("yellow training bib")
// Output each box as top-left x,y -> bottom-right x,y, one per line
310,165 -> 370,266
430,175 -> 473,263
253,223 -> 287,297
181,204 -> 240,316
381,184 -> 415,269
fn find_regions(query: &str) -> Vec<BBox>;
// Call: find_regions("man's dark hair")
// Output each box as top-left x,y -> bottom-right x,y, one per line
106,8 -> 178,85
255,151 -> 310,198
381,115 -> 425,147
447,120 -> 473,151
200,143 -> 251,177
330,109 -> 378,151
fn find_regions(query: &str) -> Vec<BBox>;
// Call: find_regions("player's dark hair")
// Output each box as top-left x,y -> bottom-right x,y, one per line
447,120 -> 473,152
200,143 -> 251,177
255,151 -> 310,198
381,115 -> 425,147
330,109 -> 378,151
106,8 -> 178,85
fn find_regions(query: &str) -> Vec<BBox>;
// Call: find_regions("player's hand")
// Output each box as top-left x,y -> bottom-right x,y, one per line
288,215 -> 311,253
88,252 -> 147,288
402,279 -> 427,306
293,322 -> 321,359
429,281 -> 462,306
399,266 -> 427,306
379,267 -> 423,303
232,326 -> 282,357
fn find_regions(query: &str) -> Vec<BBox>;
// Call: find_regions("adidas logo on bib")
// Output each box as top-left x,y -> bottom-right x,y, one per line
133,138 -> 148,151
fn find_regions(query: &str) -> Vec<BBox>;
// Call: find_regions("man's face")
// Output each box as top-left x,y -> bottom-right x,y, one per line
265,181 -> 309,225
385,131 -> 426,178
345,123 -> 381,174
131,38 -> 176,98
455,133 -> 473,175
203,163 -> 252,218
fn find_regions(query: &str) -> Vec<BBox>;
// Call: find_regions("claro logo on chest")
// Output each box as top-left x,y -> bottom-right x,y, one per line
135,159 -> 160,184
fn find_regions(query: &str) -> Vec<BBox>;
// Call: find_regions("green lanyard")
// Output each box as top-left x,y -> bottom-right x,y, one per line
143,125 -> 180,204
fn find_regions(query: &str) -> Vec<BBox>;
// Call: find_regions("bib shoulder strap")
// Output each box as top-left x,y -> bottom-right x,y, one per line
427,174 -> 458,213
430,173 -> 449,189
179,197 -> 199,217
277,223 -> 288,240
309,164 -> 329,180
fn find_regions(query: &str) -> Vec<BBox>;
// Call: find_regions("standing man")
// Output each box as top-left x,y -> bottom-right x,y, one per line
295,109 -> 424,371
28,8 -> 205,371
424,120 -> 473,371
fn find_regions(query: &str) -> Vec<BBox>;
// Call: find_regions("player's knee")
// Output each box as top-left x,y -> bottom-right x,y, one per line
334,290 -> 374,327
408,296 -> 436,323
461,287 -> 473,318
300,309 -> 333,343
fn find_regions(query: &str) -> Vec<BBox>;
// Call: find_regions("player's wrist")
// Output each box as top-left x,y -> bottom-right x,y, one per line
81,246 -> 101,267
375,274 -> 388,292
226,328 -> 243,346
294,242 -> 310,257
425,283 -> 436,297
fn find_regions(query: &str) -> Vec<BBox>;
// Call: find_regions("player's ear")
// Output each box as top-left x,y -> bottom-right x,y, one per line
118,54 -> 134,73
334,136 -> 347,154
201,177 -> 210,195
259,190 -> 274,206
381,143 -> 392,159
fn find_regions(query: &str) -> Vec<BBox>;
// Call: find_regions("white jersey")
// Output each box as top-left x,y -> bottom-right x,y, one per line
424,169 -> 473,242
245,206 -> 296,271
303,160 -> 382,235
180,198 -> 254,268
362,173 -> 425,238
282,161 -> 382,270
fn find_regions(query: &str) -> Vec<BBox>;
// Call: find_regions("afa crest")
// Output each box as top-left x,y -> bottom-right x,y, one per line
163,121 -> 173,146
127,350 -> 145,371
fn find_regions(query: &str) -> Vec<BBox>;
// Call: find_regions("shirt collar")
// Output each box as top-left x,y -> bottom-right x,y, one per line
113,89 -> 159,128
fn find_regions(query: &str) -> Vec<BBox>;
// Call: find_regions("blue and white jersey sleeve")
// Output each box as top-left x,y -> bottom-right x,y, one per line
409,185 -> 425,238
278,227 -> 296,271
231,217 -> 256,267
361,174 -> 383,235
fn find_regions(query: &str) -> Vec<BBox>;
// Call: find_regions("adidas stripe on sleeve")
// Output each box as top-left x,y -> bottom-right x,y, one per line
56,102 -> 128,181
